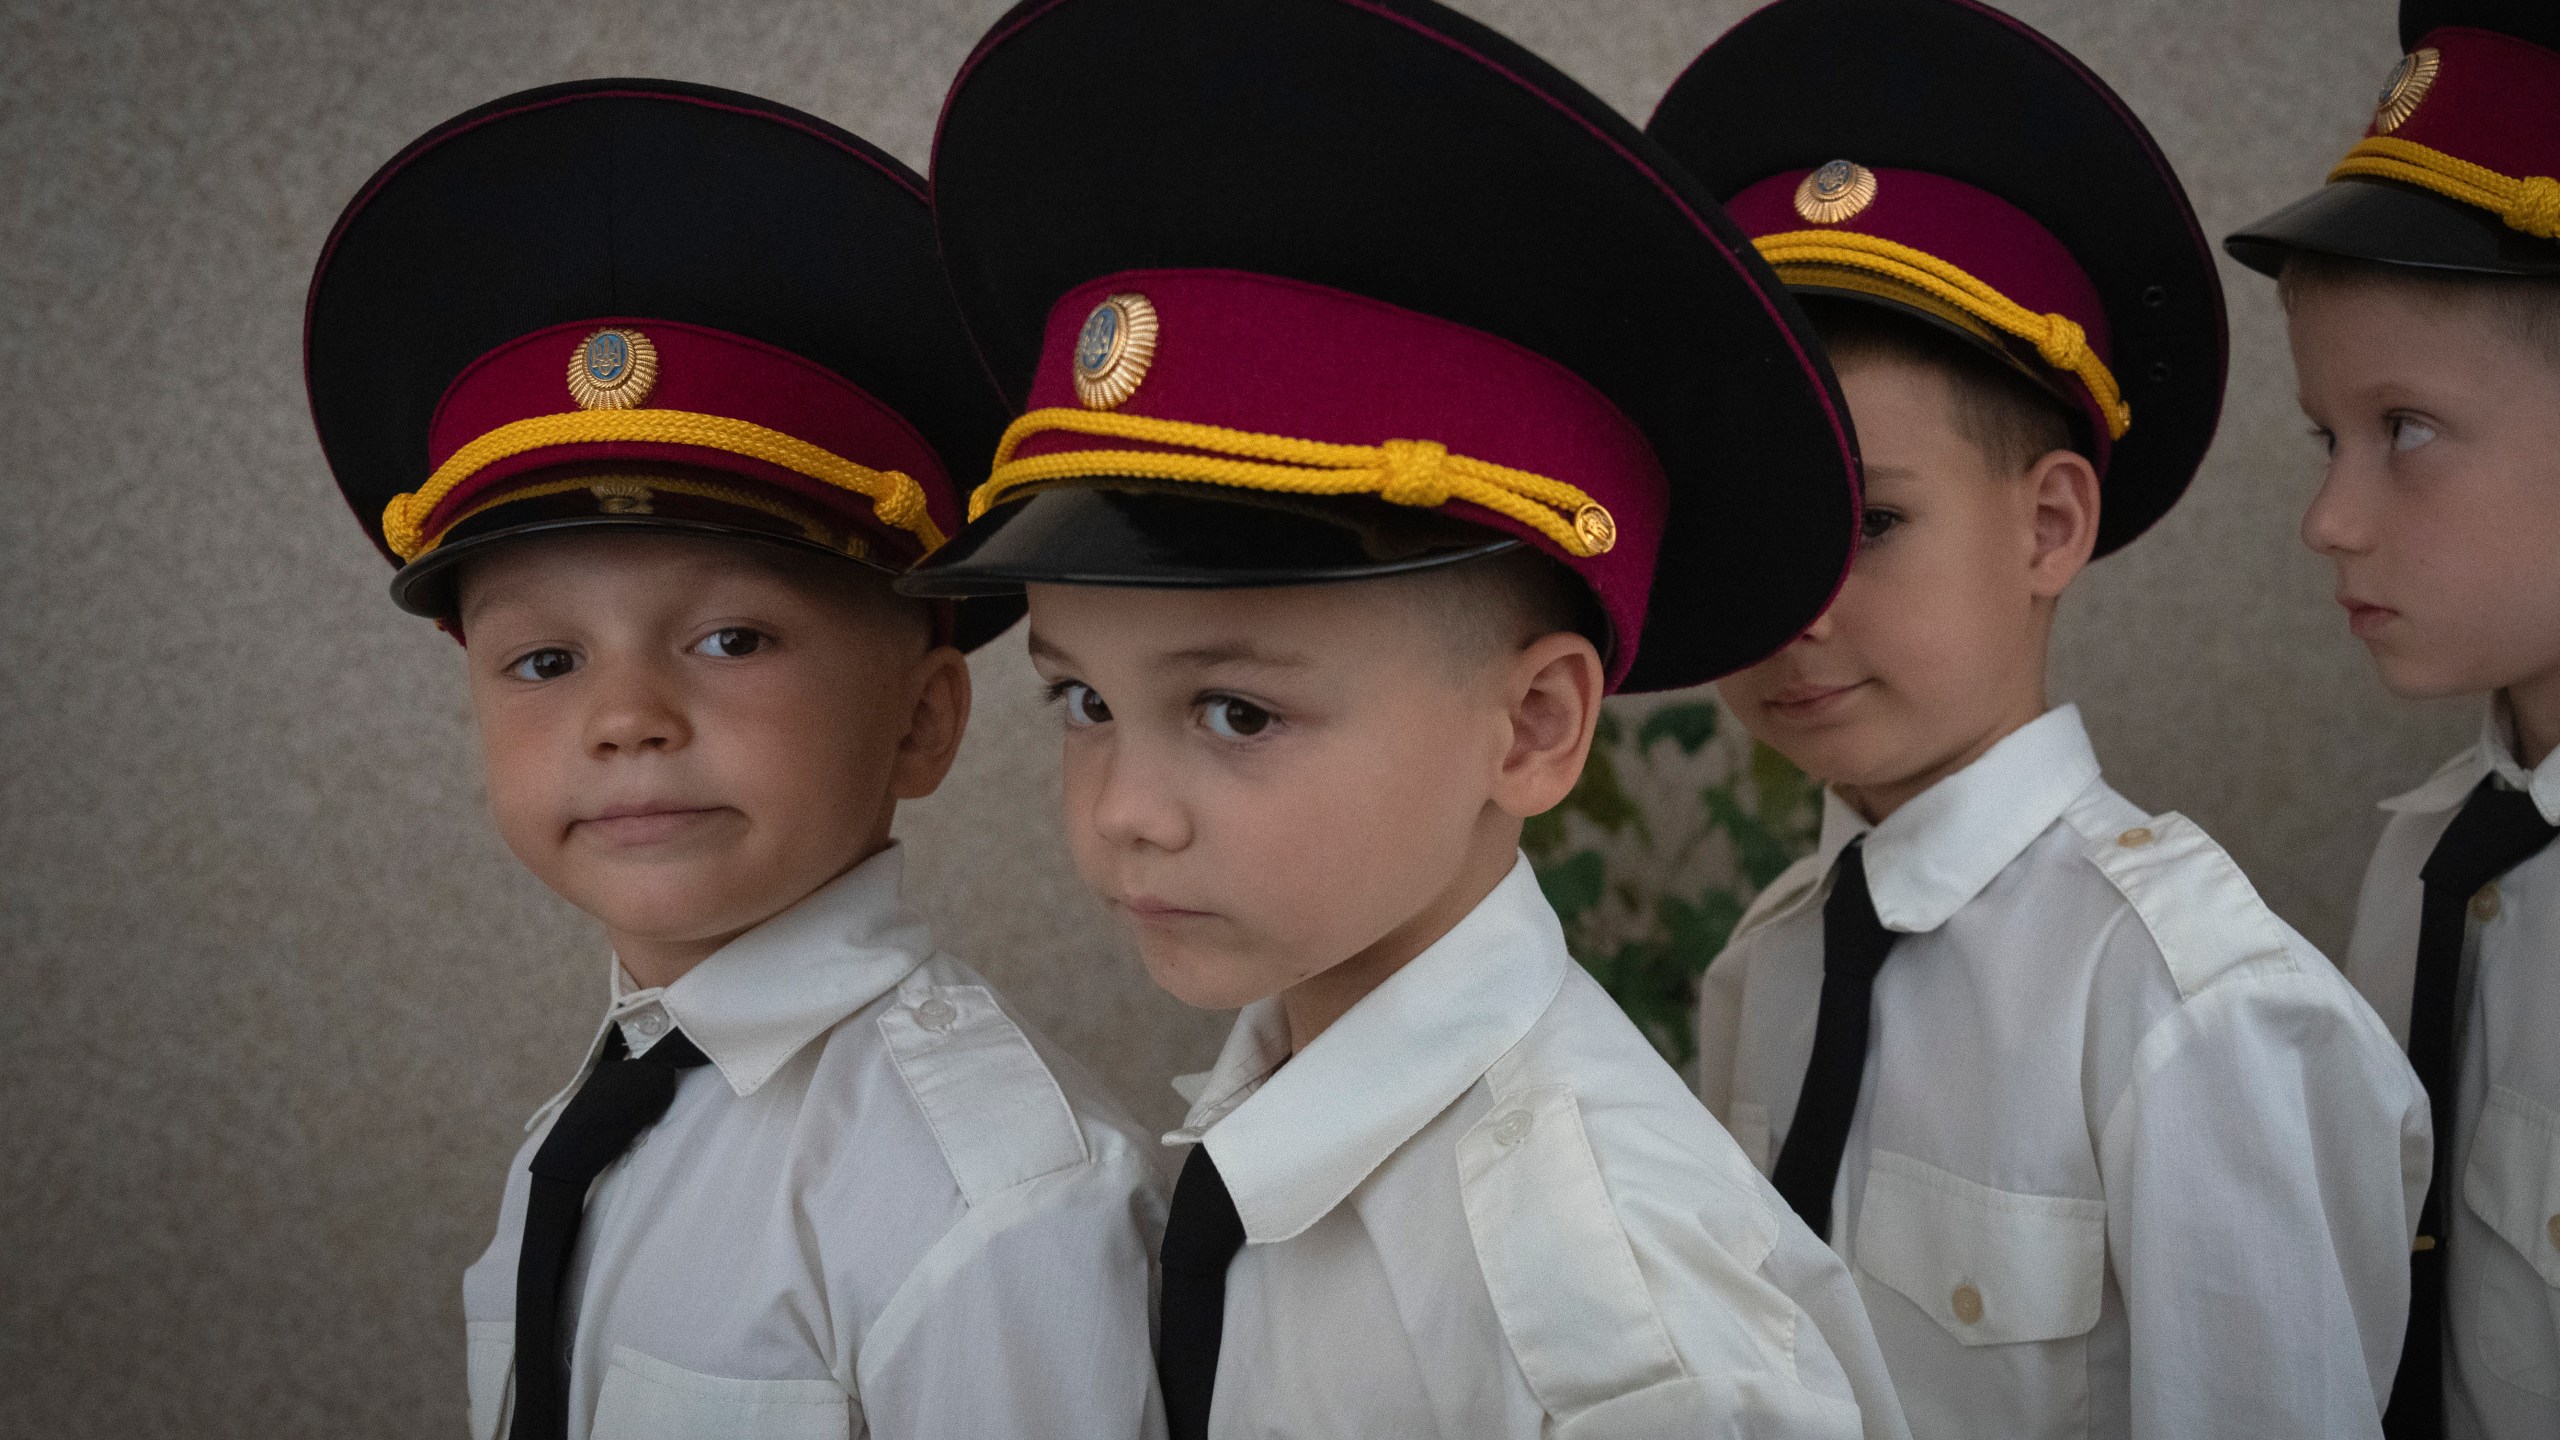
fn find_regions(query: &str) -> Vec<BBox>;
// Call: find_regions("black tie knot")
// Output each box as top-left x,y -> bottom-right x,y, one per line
1821,838 -> 1898,981
2419,779 -> 2557,901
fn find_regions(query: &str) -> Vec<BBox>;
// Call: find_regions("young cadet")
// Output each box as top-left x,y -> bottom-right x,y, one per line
901,1 -> 1906,1435
302,81 -> 1163,1440
1649,2 -> 2432,1436
2228,3 -> 2560,1435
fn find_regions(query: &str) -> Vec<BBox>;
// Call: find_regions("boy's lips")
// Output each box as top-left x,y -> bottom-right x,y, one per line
2339,595 -> 2397,640
1764,679 -> 1869,719
572,803 -> 730,845
1119,895 -> 1218,925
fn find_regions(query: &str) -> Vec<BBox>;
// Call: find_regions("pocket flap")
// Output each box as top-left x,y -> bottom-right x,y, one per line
1853,1150 -> 2106,1347
2463,1084 -> 2560,1288
590,1345 -> 851,1440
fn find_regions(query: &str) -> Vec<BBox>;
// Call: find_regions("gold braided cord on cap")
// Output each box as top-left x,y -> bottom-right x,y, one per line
415,473 -> 862,559
1753,229 -> 2134,440
380,409 -> 944,562
971,408 -> 1620,557
2329,135 -> 2560,241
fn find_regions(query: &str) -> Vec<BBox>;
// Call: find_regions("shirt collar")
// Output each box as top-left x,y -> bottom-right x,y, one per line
605,843 -> 934,1097
1814,705 -> 2105,934
2379,696 -> 2560,825
1168,855 -> 1569,1244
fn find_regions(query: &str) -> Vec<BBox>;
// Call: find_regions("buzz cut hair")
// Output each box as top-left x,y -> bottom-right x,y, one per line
2277,251 -> 2560,371
1799,295 -> 2081,477
1392,543 -> 1606,677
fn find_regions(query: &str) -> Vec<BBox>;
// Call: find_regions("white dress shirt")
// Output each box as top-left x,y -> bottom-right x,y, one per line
1171,855 -> 1910,1440
2344,702 -> 2560,1440
460,844 -> 1167,1440
1697,706 -> 2430,1440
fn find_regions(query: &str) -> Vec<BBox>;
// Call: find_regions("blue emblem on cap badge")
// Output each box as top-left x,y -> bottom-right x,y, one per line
566,327 -> 660,410
1072,293 -> 1159,409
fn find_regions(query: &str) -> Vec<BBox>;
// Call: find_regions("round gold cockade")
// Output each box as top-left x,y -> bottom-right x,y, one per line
1794,160 -> 1878,225
566,328 -> 660,410
1071,293 -> 1160,410
2374,47 -> 2440,134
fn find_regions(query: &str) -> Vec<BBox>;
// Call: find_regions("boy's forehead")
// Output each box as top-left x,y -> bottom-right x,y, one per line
1025,581 -> 1441,670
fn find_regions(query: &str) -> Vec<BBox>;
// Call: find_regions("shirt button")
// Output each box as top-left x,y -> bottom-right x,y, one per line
2116,826 -> 2155,849
1491,1109 -> 1534,1147
2472,884 -> 2503,922
915,996 -> 959,1033
1951,1283 -> 1984,1326
2546,1213 -> 2560,1250
633,1009 -> 668,1038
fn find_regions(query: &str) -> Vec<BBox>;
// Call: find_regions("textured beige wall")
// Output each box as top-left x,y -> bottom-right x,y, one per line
0,0 -> 2465,1434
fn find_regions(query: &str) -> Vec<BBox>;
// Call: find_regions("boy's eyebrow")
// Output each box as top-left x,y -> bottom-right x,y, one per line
1025,631 -> 1312,672
1161,641 -> 1314,671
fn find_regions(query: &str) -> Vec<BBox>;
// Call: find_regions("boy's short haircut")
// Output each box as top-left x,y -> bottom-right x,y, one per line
1802,295 -> 2080,477
1398,545 -> 1607,675
2277,251 -> 2560,371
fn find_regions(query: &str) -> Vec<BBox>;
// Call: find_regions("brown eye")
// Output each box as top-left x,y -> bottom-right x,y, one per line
507,648 -> 578,682
1202,696 -> 1273,739
1859,507 -> 1902,543
1059,682 -> 1112,727
692,627 -> 766,659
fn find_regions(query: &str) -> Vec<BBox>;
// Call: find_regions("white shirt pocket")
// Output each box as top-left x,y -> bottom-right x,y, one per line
1853,1149 -> 2106,1439
466,1321 -> 514,1440
2461,1084 -> 2560,1398
588,1344 -> 853,1440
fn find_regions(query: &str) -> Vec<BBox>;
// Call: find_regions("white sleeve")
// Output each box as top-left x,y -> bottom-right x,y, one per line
2098,967 -> 2430,1438
852,1153 -> 1168,1440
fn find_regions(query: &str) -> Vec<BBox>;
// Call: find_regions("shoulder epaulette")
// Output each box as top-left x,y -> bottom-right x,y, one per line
879,979 -> 1089,1207
2073,811 -> 2296,1000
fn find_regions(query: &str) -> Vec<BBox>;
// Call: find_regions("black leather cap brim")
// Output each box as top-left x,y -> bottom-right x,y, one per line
898,485 -> 1520,597
2226,175 -> 2560,279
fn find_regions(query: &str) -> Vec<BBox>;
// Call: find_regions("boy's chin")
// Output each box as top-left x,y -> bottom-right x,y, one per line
1134,939 -> 1288,1014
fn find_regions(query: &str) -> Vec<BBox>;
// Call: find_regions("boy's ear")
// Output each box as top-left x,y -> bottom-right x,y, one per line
1492,631 -> 1605,820
889,645 -> 973,802
2024,448 -> 2102,599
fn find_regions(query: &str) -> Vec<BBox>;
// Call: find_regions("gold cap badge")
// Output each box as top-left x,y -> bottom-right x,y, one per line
1072,293 -> 1159,410
2374,47 -> 2440,134
566,328 -> 660,410
1794,160 -> 1878,225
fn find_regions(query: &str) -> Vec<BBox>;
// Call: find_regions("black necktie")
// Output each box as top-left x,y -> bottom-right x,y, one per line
510,1026 -> 710,1440
1158,1143 -> 1246,1440
2383,779 -> 2556,1440
1771,839 -> 1899,1242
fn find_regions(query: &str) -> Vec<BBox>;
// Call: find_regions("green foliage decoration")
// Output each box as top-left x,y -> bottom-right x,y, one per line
1521,698 -> 1823,1067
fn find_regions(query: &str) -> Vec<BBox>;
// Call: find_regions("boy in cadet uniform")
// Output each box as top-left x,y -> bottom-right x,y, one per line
1650,2 -> 2431,1436
303,81 -> 1163,1440
900,0 -> 1906,1435
2228,2 -> 2560,1435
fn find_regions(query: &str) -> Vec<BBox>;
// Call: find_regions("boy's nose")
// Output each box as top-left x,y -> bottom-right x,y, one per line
2299,466 -> 2372,558
1084,741 -> 1192,853
583,663 -> 692,756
